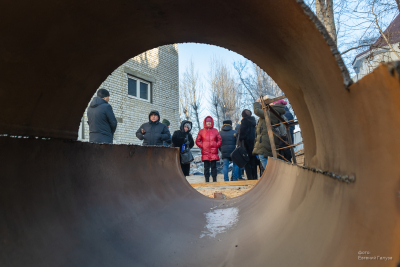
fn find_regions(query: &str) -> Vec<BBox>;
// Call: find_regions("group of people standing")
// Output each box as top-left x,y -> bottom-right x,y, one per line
86,88 -> 195,176
193,97 -> 294,183
87,88 -> 294,183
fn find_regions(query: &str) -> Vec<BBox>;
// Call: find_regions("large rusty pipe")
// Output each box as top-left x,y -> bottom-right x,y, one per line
0,0 -> 399,266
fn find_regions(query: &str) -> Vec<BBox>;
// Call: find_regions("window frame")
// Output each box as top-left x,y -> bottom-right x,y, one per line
127,74 -> 152,102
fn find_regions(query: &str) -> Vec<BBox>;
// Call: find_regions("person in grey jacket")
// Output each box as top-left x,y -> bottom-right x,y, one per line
87,88 -> 118,144
136,110 -> 171,146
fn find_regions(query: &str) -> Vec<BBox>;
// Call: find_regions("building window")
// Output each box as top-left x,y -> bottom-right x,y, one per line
128,76 -> 151,102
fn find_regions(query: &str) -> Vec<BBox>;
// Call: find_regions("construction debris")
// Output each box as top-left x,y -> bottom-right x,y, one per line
196,184 -> 255,199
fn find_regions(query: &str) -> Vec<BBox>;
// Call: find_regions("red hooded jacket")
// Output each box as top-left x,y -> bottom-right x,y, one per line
196,116 -> 222,161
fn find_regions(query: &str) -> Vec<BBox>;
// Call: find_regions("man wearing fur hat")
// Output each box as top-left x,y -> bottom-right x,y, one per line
87,88 -> 118,144
219,120 -> 237,181
136,110 -> 171,146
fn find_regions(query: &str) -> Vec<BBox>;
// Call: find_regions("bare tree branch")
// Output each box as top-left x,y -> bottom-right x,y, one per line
209,56 -> 241,129
234,60 -> 283,108
181,59 -> 203,133
233,61 -> 257,102
340,44 -> 376,55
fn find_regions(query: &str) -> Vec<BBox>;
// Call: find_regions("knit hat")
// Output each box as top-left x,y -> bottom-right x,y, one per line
184,123 -> 191,131
272,99 -> 287,105
242,109 -> 252,118
97,88 -> 110,98
223,120 -> 232,126
205,117 -> 212,122
162,119 -> 170,126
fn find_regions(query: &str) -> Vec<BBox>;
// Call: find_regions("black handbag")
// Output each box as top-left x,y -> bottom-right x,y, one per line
230,133 -> 250,168
180,136 -> 194,164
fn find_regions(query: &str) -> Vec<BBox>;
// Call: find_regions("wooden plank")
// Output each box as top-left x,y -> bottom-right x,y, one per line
262,95 -> 286,105
190,180 -> 259,188
271,119 -> 297,127
287,121 -> 299,127
277,153 -> 291,163
268,105 -> 286,122
273,131 -> 290,146
275,142 -> 303,151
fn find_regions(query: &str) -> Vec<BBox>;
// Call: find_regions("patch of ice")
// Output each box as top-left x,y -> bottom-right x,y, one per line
200,207 -> 239,238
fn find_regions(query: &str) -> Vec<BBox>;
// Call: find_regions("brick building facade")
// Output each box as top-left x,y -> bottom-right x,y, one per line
78,44 -> 179,144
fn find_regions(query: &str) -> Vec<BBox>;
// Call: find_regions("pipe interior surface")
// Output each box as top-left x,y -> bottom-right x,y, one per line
0,0 -> 399,266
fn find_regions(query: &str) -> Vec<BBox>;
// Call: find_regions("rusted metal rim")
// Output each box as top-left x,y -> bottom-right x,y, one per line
0,0 -> 354,170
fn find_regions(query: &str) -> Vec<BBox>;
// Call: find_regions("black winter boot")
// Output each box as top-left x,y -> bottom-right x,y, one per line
205,177 -> 210,183
212,176 -> 217,182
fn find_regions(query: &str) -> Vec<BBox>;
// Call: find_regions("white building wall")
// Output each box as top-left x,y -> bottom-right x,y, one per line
79,44 -> 179,145
353,44 -> 400,82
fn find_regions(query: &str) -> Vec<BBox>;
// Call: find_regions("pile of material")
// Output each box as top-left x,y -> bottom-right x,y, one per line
196,185 -> 255,199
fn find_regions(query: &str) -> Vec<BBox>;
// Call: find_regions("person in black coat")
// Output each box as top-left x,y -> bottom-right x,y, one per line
219,120 -> 237,181
162,119 -> 172,147
87,88 -> 118,144
239,109 -> 258,180
136,110 -> 171,146
232,123 -> 243,180
172,120 -> 194,176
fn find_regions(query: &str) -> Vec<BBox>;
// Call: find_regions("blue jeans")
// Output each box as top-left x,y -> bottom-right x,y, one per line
231,162 -> 241,181
223,158 -> 230,181
259,155 -> 268,169
163,141 -> 171,147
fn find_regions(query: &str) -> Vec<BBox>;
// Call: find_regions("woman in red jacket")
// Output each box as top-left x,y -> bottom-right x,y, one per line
196,116 -> 222,183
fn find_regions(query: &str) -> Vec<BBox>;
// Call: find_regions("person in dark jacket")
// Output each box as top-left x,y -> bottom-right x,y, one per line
172,120 -> 194,176
87,88 -> 118,144
136,110 -> 171,146
239,109 -> 258,180
219,120 -> 237,181
232,123 -> 243,180
162,119 -> 172,147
